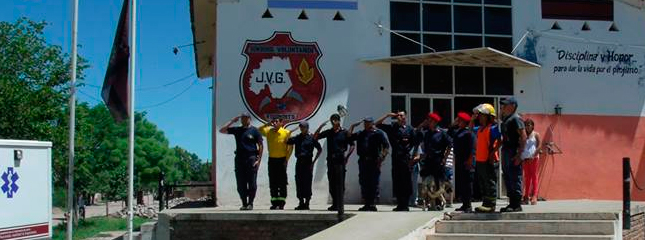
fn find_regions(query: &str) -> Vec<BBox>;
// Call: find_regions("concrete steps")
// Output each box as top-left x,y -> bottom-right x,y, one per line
426,212 -> 619,240
445,212 -> 618,221
429,233 -> 614,240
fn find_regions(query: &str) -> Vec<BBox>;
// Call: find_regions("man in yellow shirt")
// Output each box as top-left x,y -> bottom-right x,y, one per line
259,117 -> 292,210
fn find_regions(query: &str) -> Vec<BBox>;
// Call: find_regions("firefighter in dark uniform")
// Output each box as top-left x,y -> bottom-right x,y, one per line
314,114 -> 355,211
500,97 -> 527,212
375,111 -> 420,211
450,112 -> 475,212
219,113 -> 263,211
417,113 -> 452,211
348,117 -> 390,211
286,121 -> 323,210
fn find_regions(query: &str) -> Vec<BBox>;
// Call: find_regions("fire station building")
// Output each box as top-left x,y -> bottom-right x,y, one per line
190,0 -> 645,205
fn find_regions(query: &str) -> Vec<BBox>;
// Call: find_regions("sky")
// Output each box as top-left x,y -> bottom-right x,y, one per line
1,0 -> 212,160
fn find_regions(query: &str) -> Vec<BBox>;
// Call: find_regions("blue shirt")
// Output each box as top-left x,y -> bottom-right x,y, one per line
451,127 -> 474,166
377,123 -> 419,158
317,128 -> 355,163
226,126 -> 263,155
350,128 -> 390,159
287,133 -> 322,159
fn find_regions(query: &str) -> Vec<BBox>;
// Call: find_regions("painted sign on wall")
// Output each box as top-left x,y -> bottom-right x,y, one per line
239,32 -> 326,124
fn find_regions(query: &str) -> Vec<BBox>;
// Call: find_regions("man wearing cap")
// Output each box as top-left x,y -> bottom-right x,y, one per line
259,117 -> 293,210
219,113 -> 263,211
417,113 -> 452,211
375,111 -> 420,211
451,112 -> 475,212
286,121 -> 323,210
471,104 -> 502,213
500,97 -> 527,212
348,117 -> 390,211
314,114 -> 356,211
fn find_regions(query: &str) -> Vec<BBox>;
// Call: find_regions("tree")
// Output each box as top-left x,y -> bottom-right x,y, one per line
1,18 -> 211,209
0,18 -> 88,186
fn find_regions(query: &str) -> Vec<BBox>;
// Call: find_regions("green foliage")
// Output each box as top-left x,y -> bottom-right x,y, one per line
0,18 -> 210,204
53,187 -> 67,209
52,216 -> 149,240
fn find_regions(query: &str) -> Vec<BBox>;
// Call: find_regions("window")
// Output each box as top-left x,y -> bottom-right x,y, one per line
391,2 -> 420,31
424,66 -> 453,94
389,1 -> 514,121
411,98 -> 431,127
454,6 -> 482,33
485,7 -> 512,35
391,64 -> 421,93
392,96 -> 406,113
391,33 -> 421,56
455,66 -> 483,94
542,0 -> 613,21
485,37 -> 512,53
432,98 -> 452,128
485,67 -> 513,95
455,0 -> 481,3
455,35 -> 482,50
423,4 -> 451,32
423,34 -> 452,52
485,0 -> 511,5
454,97 -> 495,118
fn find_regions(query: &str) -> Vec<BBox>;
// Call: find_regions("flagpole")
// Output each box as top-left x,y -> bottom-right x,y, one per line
127,0 -> 136,239
66,0 -> 79,239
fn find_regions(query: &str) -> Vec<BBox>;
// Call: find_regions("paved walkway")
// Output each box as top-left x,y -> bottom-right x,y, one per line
52,201 -> 126,226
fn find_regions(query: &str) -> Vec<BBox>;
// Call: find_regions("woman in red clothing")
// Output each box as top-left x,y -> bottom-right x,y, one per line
521,118 -> 542,205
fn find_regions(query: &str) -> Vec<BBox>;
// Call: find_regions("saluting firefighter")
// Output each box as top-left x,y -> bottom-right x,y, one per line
451,112 -> 475,213
375,111 -> 420,211
286,121 -> 323,210
348,117 -> 390,212
417,113 -> 453,211
219,113 -> 263,211
314,114 -> 356,211
259,117 -> 293,210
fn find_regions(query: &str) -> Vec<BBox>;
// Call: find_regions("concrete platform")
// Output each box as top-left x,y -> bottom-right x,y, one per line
154,200 -> 645,240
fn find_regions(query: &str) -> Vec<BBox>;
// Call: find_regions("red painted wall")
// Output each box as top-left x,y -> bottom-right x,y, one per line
523,114 -> 645,201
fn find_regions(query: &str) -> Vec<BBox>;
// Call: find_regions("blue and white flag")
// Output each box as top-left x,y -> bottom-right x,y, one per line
268,0 -> 358,10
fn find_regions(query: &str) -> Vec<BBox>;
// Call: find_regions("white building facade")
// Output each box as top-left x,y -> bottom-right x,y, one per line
190,0 -> 645,206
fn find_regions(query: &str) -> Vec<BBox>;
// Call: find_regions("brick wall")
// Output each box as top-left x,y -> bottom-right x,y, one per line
169,219 -> 338,240
623,212 -> 645,240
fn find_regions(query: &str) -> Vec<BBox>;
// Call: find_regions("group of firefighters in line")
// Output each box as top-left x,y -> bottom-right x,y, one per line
220,97 -> 543,213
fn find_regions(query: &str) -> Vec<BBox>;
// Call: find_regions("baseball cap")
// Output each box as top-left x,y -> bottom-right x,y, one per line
457,112 -> 471,122
427,112 -> 442,122
298,121 -> 309,128
363,116 -> 374,123
501,97 -> 518,106
240,112 -> 251,118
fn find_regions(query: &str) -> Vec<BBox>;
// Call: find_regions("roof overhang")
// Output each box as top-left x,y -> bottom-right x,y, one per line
189,0 -> 217,79
362,47 -> 541,68
619,0 -> 644,9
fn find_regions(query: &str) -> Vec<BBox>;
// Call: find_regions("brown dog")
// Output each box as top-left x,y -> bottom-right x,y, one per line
419,175 -> 446,211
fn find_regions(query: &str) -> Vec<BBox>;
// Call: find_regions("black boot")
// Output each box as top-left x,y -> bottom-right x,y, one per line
295,198 -> 306,210
500,197 -> 523,212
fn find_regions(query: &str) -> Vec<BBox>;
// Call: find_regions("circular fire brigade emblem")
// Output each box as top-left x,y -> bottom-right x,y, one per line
239,32 -> 326,125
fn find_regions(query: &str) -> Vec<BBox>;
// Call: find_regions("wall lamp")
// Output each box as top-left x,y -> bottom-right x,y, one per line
554,104 -> 562,116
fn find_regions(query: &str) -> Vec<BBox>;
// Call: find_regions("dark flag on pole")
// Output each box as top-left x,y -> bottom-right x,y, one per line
102,0 -> 130,121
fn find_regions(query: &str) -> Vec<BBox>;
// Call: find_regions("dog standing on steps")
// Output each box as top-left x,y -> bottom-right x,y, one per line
419,175 -> 446,211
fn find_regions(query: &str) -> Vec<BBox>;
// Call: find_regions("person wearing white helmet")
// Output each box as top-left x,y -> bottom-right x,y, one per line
471,104 -> 502,213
